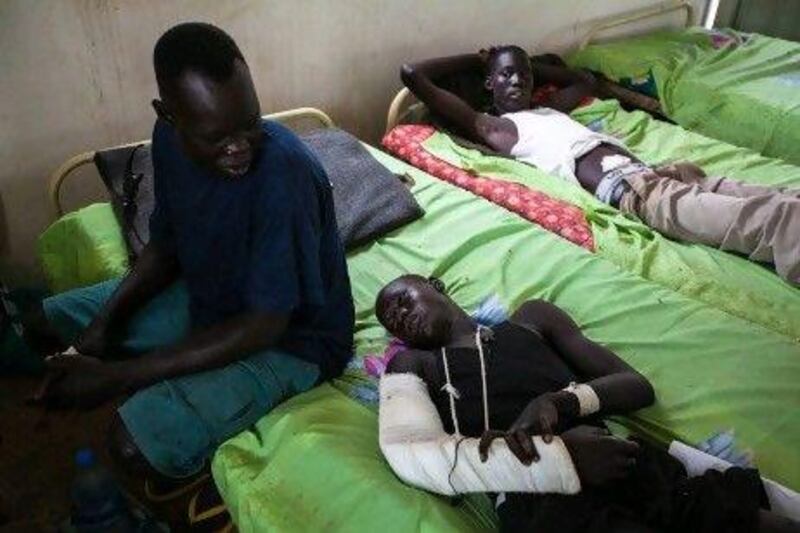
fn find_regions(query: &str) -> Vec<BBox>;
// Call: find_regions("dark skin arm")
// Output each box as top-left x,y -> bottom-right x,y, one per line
481,299 -> 654,463
122,311 -> 289,388
36,310 -> 289,409
595,77 -> 667,118
386,347 -> 439,382
401,54 -> 518,153
74,242 -> 180,357
531,63 -> 599,114
385,344 -> 642,487
32,241 -> 177,404
401,53 -> 603,149
34,240 -> 292,408
512,299 -> 655,418
532,60 -> 666,116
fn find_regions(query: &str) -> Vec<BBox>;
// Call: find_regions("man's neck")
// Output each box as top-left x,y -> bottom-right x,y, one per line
446,315 -> 479,349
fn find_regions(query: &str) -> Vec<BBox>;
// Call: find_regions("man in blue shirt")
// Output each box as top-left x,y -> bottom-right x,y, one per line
32,23 -> 354,484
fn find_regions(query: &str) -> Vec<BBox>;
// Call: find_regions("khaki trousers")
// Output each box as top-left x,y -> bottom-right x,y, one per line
619,164 -> 800,285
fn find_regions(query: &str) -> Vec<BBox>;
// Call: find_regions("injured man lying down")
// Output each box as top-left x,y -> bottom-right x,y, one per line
401,46 -> 800,285
375,275 -> 799,533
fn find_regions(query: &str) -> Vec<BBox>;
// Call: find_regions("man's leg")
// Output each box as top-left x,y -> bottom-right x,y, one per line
620,173 -> 800,284
20,279 -> 124,357
655,162 -> 800,199
689,175 -> 800,200
496,493 -> 657,533
108,349 -> 319,481
35,278 -> 190,356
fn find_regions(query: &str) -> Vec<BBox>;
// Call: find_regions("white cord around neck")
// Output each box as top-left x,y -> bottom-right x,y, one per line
440,325 -> 492,438
440,348 -> 461,437
475,326 -> 490,433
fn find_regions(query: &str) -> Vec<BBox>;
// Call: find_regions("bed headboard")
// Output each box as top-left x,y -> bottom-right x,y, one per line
49,107 -> 335,219
578,0 -> 695,50
385,87 -> 418,135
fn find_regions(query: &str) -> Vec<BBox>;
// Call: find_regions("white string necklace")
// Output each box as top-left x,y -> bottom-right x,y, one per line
440,325 -> 492,438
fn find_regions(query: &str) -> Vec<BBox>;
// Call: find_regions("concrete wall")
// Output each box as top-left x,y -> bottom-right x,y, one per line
0,0 -> 702,286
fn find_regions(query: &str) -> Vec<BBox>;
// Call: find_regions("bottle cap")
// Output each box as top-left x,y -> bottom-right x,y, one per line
75,448 -> 95,468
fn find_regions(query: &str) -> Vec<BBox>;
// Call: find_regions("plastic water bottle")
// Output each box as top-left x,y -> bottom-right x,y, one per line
67,448 -> 136,533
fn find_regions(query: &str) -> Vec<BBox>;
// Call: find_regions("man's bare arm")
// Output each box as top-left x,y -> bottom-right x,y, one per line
401,55 -> 517,152
512,300 -> 655,417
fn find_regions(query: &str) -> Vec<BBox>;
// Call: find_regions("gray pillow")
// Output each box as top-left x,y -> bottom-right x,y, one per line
299,128 -> 424,249
93,127 -> 423,257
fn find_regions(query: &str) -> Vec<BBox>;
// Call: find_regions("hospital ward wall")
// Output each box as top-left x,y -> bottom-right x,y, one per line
0,0 -> 703,286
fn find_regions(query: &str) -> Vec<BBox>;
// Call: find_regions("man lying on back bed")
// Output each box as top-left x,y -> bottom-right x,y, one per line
401,46 -> 800,285
376,274 -> 799,532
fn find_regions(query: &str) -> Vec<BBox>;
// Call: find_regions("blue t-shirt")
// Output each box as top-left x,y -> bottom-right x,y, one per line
149,119 -> 354,379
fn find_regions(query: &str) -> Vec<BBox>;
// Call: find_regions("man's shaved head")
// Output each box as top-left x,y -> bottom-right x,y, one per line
151,23 -> 262,179
153,22 -> 245,95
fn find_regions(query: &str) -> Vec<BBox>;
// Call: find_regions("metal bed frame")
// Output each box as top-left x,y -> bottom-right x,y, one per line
578,0 -> 695,49
49,107 -> 334,219
384,1 -> 695,133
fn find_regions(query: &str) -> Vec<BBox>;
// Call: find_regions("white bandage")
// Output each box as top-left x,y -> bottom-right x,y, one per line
563,382 -> 601,417
379,373 -> 581,496
600,154 -> 632,173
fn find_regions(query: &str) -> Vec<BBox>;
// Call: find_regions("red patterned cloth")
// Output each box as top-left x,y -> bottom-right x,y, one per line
382,125 -> 595,251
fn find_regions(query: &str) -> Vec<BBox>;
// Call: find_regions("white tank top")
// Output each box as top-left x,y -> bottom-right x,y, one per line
502,108 -> 626,185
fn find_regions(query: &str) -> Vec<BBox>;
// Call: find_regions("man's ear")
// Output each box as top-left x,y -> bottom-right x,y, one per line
484,75 -> 494,92
428,277 -> 446,294
151,99 -> 175,124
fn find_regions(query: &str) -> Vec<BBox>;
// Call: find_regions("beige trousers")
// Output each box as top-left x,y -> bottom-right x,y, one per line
619,163 -> 800,285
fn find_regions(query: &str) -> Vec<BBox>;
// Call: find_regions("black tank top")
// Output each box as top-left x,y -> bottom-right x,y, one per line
431,321 -> 577,437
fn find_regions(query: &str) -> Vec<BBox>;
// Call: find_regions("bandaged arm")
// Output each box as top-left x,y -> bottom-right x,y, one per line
379,373 -> 581,495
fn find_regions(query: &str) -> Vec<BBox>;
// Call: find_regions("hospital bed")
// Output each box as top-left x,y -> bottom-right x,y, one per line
45,106 -> 800,532
566,1 -> 800,165
384,89 -> 800,341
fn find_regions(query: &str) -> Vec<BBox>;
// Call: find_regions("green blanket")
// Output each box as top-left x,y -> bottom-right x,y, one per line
568,28 -> 800,165
213,384 -> 497,532
419,99 -> 800,341
213,146 -> 800,532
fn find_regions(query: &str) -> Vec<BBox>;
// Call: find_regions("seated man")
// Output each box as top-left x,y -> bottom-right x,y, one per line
29,23 -> 354,489
401,46 -> 800,285
376,275 -> 797,532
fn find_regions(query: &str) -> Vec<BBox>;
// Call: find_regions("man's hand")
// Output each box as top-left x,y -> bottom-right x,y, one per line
74,320 -> 111,358
31,352 -> 127,409
508,391 -> 579,443
478,392 -> 580,465
655,161 -> 707,184
479,428 -> 541,465
574,69 -> 598,88
561,425 -> 640,487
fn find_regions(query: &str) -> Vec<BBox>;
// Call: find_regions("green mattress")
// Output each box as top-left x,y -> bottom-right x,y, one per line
212,145 -> 800,532
568,28 -> 800,165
